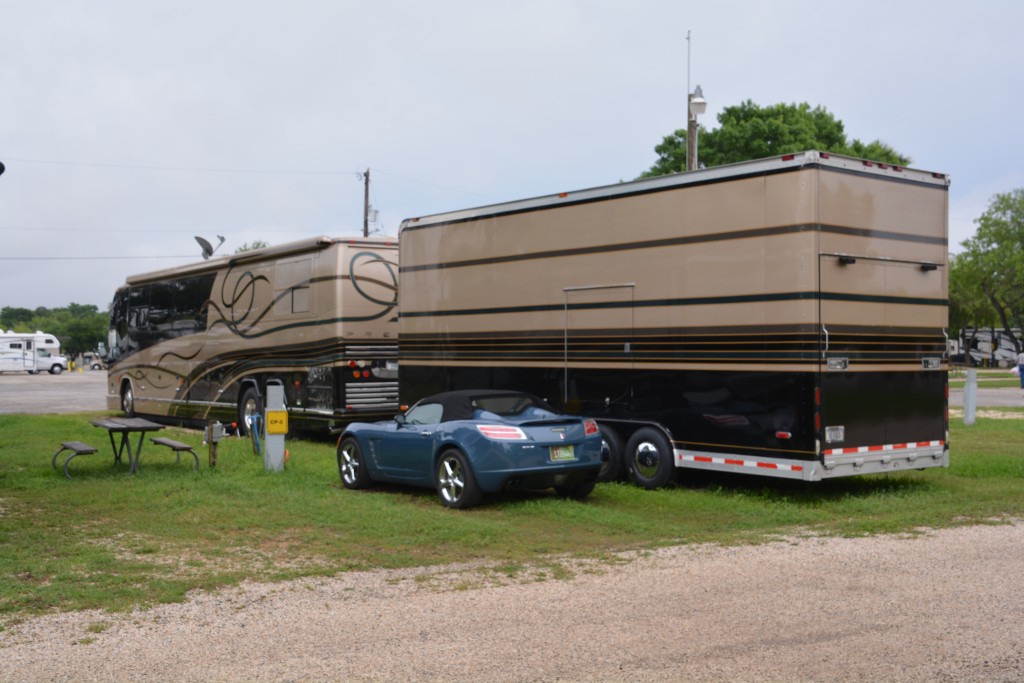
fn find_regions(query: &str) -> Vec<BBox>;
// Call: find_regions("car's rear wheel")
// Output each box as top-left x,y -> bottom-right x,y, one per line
436,449 -> 482,509
555,473 -> 598,500
625,427 -> 675,490
337,437 -> 370,489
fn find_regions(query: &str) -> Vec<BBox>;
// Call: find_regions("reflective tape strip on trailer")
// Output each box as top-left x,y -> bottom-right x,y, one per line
823,440 -> 944,456
675,449 -> 810,480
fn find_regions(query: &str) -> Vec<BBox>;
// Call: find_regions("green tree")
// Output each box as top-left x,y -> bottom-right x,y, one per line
957,188 -> 1024,353
949,252 -> 998,341
641,100 -> 909,177
0,306 -> 35,330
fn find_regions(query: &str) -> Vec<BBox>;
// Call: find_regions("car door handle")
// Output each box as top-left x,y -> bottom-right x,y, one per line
420,431 -> 432,437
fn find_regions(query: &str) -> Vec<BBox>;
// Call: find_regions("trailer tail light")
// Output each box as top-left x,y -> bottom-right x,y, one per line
583,419 -> 599,436
776,431 -> 792,440
477,425 -> 528,440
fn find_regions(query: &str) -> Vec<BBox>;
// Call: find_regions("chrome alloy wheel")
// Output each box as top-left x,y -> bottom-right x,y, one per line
338,441 -> 361,486
437,453 -> 467,505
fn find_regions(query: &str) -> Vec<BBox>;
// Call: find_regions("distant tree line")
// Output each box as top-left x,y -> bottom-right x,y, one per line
0,303 -> 108,356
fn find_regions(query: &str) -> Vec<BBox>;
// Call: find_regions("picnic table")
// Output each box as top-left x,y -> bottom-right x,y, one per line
90,417 -> 165,474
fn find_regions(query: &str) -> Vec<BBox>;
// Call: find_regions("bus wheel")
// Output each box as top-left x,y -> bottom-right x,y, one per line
625,427 -> 675,490
121,382 -> 136,417
238,387 -> 263,436
597,424 -> 624,482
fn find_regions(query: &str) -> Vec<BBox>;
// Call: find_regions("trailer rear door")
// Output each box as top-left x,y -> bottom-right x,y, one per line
818,253 -> 946,450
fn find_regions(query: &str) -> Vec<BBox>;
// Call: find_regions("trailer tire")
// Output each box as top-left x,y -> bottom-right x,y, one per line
625,427 -> 675,490
597,424 -> 624,482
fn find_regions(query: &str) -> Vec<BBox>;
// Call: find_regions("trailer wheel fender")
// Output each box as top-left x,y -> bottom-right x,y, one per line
625,426 -> 675,490
597,423 -> 625,483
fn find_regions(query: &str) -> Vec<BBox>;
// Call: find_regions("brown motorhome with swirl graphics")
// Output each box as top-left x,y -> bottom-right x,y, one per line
106,237 -> 398,432
398,152 -> 950,486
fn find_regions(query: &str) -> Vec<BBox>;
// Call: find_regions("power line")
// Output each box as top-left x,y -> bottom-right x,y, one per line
0,255 -> 196,261
3,157 -> 496,199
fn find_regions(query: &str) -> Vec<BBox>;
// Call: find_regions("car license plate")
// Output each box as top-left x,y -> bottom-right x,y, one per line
549,445 -> 575,462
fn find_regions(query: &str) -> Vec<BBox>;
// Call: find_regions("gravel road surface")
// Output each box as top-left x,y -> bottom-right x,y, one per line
1,523 -> 1022,682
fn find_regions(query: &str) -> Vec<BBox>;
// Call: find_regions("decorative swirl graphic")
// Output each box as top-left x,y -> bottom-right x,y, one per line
349,250 -> 399,310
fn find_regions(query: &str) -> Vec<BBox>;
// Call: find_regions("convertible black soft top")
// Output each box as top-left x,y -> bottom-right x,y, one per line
417,390 -> 552,422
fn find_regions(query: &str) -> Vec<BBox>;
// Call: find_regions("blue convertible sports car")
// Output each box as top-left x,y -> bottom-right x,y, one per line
337,390 -> 603,508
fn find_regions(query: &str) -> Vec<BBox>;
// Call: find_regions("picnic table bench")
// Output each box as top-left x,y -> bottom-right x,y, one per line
51,441 -> 99,479
149,437 -> 200,469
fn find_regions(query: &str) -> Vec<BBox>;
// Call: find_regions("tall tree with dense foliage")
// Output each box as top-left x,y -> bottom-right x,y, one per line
956,188 -> 1024,352
641,100 -> 909,177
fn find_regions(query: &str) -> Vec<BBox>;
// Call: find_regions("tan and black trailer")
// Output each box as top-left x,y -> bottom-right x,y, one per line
398,151 -> 950,486
106,236 -> 399,432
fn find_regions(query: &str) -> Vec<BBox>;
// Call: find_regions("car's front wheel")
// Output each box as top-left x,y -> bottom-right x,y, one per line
436,449 -> 482,509
49,364 -> 63,375
338,437 -> 370,489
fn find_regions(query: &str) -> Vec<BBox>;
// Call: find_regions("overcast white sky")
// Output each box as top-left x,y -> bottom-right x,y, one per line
2,0 -> 1022,310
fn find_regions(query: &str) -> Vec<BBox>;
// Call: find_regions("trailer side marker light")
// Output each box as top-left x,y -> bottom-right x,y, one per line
863,160 -> 875,167
775,431 -> 792,440
558,192 -> 569,198
820,152 -> 830,159
781,154 -> 795,161
814,387 -> 821,405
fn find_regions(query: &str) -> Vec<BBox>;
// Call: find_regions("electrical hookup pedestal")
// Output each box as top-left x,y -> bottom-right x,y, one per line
206,420 -> 224,468
264,385 -> 287,471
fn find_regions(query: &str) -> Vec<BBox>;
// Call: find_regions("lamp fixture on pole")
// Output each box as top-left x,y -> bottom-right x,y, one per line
687,84 -> 706,171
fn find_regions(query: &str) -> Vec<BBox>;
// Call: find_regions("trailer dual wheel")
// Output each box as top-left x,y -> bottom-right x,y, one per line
625,427 -> 675,490
597,424 -> 625,482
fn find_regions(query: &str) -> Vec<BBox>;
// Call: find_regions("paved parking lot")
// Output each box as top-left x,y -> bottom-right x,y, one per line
0,369 -> 108,414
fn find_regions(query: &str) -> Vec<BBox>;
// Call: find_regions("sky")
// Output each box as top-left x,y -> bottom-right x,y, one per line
1,0 -> 1022,311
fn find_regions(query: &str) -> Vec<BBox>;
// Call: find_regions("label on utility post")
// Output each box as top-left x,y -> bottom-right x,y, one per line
264,385 -> 287,472
266,410 -> 288,435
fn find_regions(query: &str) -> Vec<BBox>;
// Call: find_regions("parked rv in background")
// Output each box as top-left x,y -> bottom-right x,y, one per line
398,151 -> 950,487
0,332 -> 68,374
957,327 -> 1021,367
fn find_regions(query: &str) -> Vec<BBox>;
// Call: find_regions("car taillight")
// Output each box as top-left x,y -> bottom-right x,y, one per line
477,425 -> 527,440
583,419 -> 599,436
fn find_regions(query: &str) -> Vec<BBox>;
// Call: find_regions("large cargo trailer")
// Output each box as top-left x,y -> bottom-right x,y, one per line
398,151 -> 950,486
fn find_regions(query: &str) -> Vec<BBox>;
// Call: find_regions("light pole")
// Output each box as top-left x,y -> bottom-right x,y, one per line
686,85 -> 707,171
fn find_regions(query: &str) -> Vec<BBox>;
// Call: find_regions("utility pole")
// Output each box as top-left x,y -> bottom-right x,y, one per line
360,168 -> 370,238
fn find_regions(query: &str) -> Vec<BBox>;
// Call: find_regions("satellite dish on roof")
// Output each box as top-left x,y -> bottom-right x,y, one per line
195,235 -> 225,260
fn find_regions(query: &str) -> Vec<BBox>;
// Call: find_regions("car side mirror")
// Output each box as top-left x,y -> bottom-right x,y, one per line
395,414 -> 406,425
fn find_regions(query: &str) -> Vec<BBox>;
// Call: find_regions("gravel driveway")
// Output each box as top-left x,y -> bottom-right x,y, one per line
2,523 -> 1022,682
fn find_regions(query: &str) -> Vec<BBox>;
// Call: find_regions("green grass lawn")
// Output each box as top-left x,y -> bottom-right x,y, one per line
1,411 -> 1023,623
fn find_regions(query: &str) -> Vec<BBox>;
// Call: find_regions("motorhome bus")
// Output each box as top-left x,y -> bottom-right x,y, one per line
106,236 -> 399,431
397,151 -> 950,486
